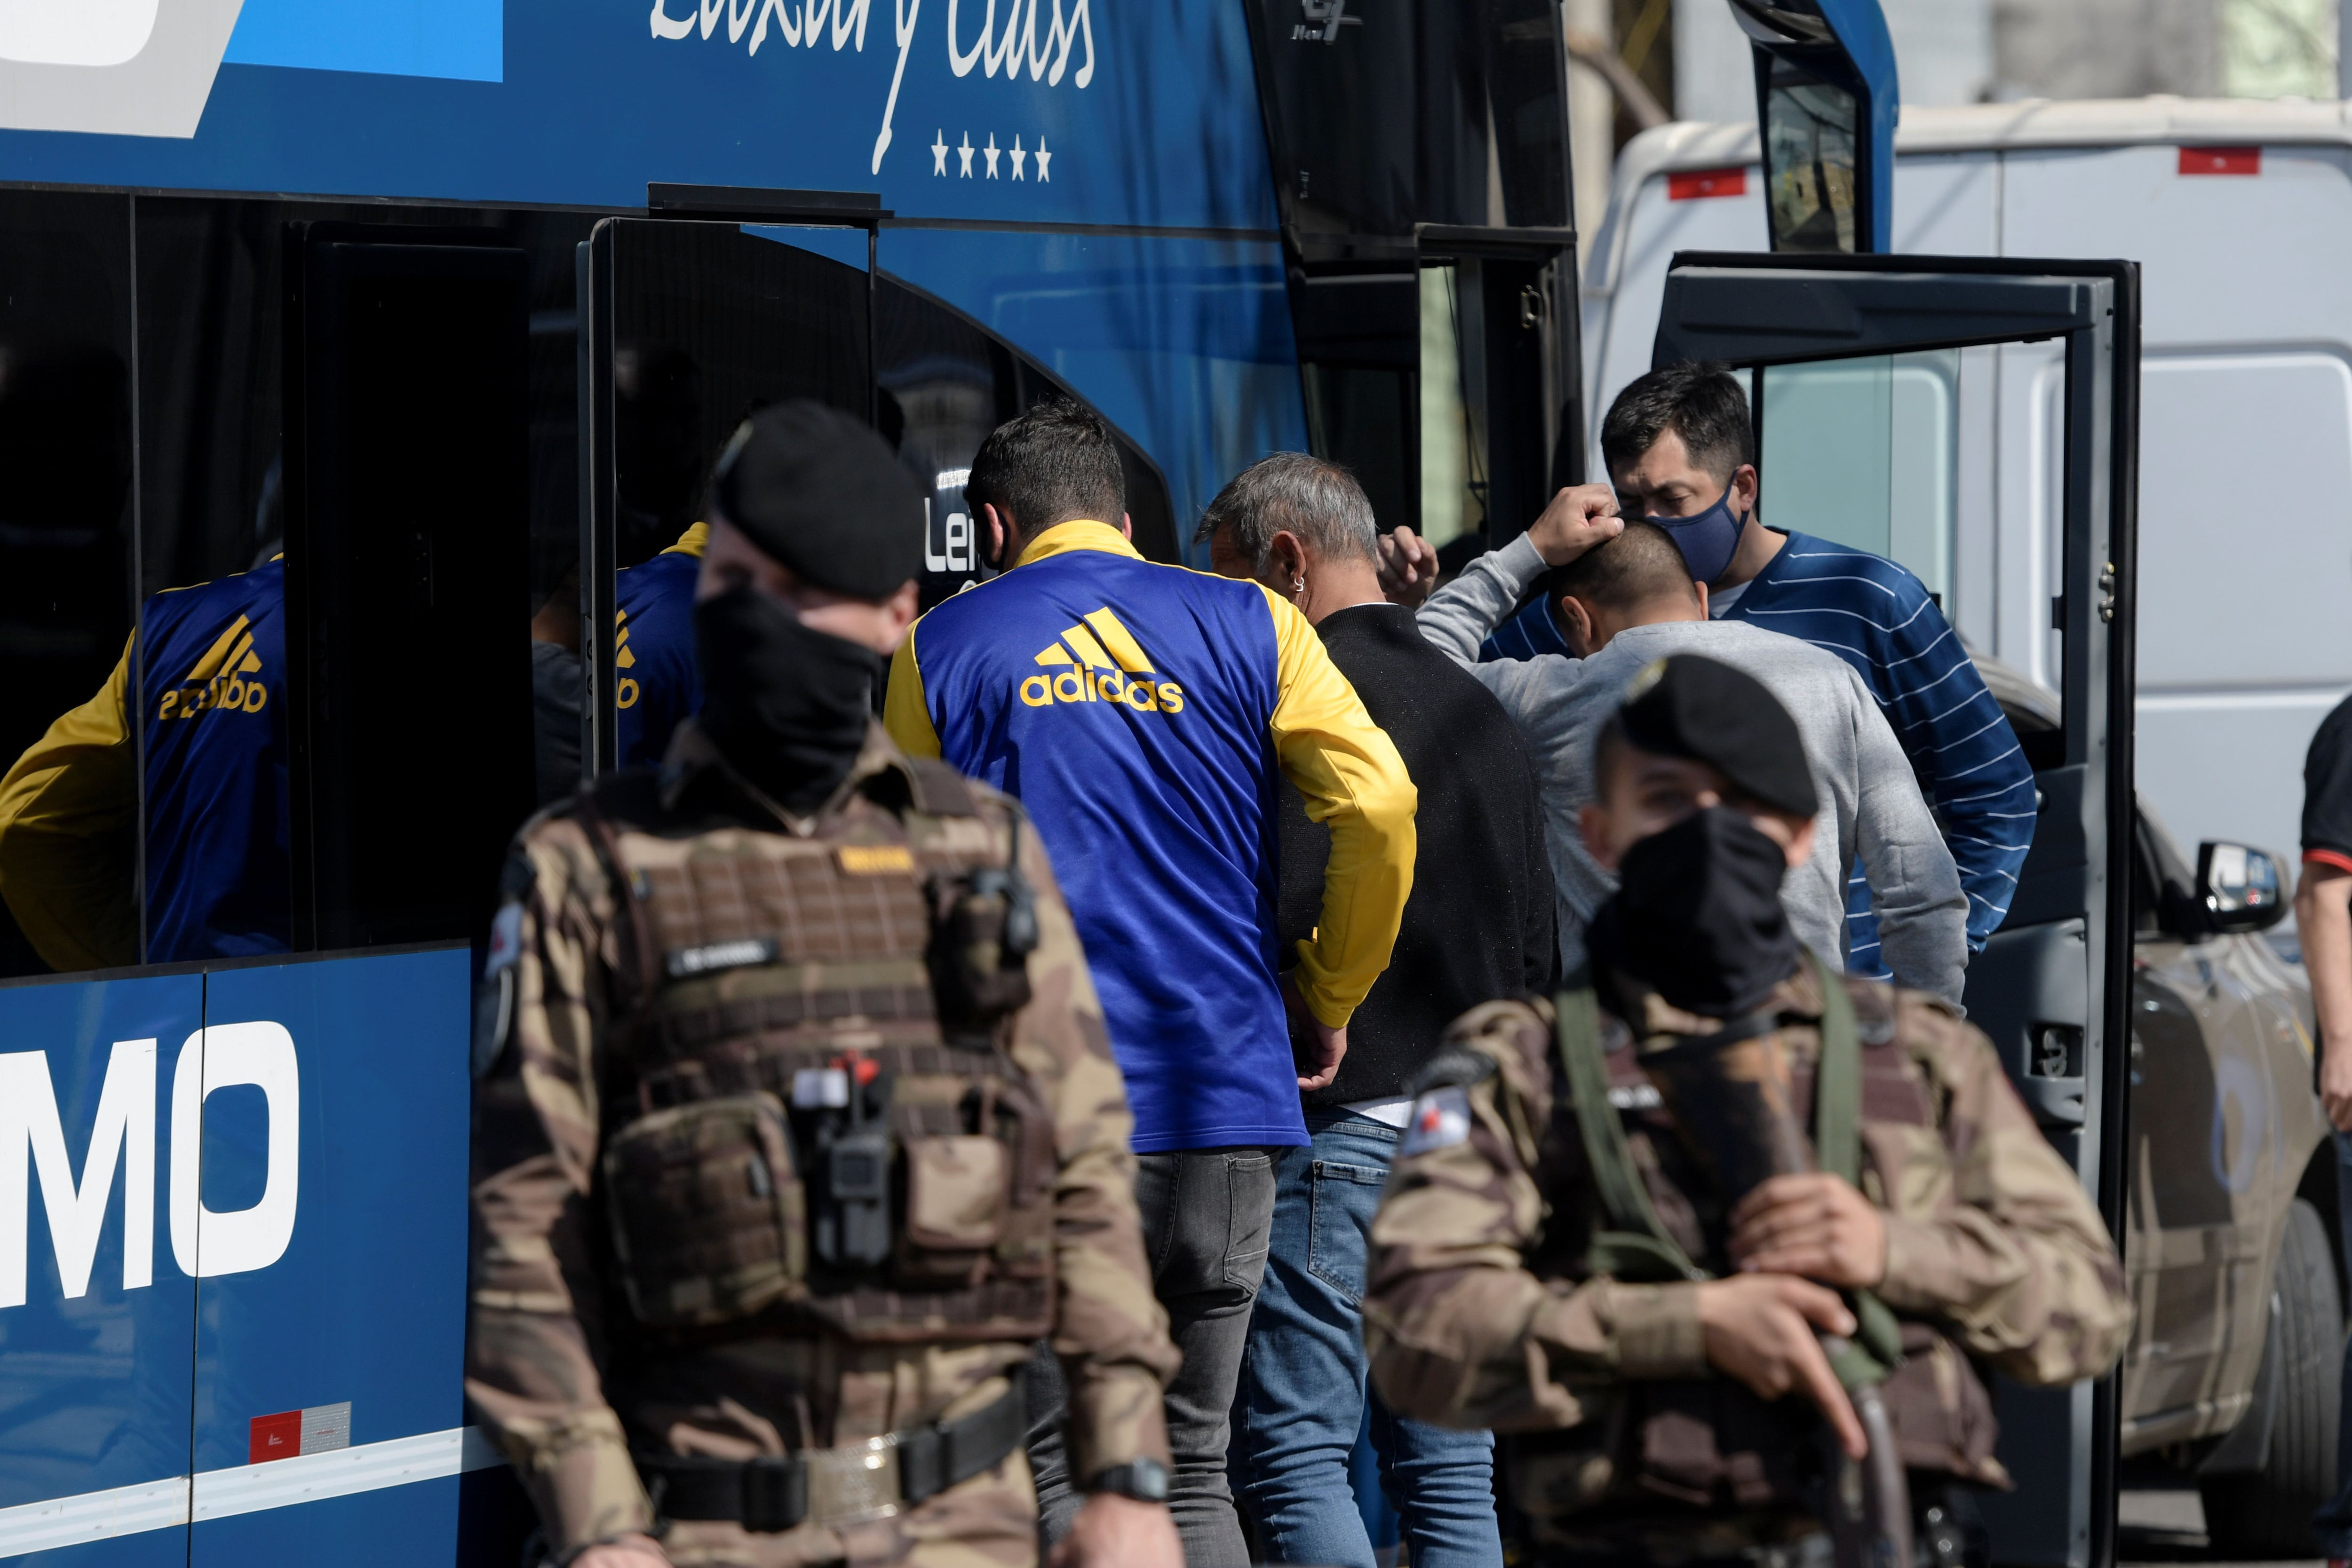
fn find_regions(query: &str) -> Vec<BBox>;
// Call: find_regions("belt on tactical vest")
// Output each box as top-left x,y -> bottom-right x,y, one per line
636,1375 -> 1026,1533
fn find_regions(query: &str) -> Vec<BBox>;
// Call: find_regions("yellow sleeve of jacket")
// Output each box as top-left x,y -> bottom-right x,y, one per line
1255,585 -> 1416,1028
883,625 -> 943,760
0,634 -> 139,971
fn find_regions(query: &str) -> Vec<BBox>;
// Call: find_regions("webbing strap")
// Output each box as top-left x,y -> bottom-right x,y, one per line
1556,988 -> 1708,1283
1557,965 -> 1902,1376
1811,948 -> 1862,1187
1805,949 -> 1904,1382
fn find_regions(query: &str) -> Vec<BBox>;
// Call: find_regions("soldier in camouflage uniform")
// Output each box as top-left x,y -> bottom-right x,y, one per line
467,402 -> 1183,1568
1363,655 -> 2130,1568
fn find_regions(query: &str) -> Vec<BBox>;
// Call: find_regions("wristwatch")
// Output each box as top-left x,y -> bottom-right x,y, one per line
1087,1457 -> 1172,1503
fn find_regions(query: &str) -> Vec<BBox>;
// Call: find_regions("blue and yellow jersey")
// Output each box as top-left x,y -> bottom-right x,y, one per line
0,558 -> 289,970
885,522 -> 1416,1153
613,522 -> 705,768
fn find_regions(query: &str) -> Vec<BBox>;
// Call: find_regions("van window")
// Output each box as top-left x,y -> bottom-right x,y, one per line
1756,348 -> 1959,606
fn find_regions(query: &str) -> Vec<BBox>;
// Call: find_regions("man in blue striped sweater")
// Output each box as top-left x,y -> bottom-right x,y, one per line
1394,363 -> 2034,972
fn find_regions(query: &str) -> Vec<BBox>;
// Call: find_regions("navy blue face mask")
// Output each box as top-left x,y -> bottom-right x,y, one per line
1647,485 -> 1747,587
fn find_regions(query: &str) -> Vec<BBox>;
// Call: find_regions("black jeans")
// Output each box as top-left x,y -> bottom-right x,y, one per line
1028,1146 -> 1278,1567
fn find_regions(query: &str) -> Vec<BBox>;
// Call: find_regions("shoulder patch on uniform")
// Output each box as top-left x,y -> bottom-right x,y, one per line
484,901 -> 524,978
665,937 -> 779,980
1400,1085 -> 1473,1157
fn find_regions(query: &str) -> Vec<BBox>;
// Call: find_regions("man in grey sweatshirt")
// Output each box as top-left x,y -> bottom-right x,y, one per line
1418,488 -> 1969,1004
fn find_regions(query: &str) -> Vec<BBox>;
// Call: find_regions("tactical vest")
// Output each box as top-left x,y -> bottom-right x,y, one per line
577,759 -> 1058,1347
1516,966 -> 2004,1520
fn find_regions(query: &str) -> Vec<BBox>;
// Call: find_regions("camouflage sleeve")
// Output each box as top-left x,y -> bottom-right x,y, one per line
463,819 -> 655,1555
999,808 -> 1179,1478
1873,993 -> 2132,1386
1364,1000 -> 1707,1433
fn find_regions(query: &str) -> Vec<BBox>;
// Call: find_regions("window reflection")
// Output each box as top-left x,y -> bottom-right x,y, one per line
1763,59 -> 1862,253
0,196 -> 138,977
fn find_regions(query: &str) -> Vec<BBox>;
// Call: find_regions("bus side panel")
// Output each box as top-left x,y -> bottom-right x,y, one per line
185,947 -> 480,1561
0,972 -> 203,1566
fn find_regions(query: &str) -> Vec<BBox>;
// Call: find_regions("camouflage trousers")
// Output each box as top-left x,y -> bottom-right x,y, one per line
650,1449 -> 1039,1568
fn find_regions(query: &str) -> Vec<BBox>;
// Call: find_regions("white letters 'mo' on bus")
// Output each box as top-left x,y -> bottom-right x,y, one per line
0,1021 -> 299,1307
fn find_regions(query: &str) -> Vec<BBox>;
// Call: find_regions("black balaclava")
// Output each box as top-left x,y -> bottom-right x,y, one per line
695,585 -> 882,816
692,400 -> 922,814
1587,806 -> 1800,1020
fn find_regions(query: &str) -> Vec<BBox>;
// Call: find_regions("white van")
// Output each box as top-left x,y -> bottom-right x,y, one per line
1580,98 -> 2352,886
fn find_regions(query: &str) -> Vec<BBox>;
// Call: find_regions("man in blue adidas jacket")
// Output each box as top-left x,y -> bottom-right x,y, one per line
885,396 -> 1416,1567
1398,364 -> 2034,974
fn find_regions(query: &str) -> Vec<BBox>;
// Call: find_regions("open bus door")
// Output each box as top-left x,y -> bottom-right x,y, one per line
576,196 -> 880,782
1242,0 -> 1581,560
282,223 -> 534,951
1653,251 -> 2140,1568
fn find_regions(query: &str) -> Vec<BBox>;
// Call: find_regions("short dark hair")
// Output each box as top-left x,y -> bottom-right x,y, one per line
966,395 -> 1125,535
1194,452 -> 1377,569
1599,362 -> 1752,484
1553,520 -> 1700,612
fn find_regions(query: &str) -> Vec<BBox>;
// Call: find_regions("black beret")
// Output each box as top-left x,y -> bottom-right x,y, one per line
708,400 -> 924,599
1614,654 -> 1819,818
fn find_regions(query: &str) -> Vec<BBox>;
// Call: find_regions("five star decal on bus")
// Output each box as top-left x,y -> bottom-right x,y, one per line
647,0 -> 1094,176
931,129 -> 1051,180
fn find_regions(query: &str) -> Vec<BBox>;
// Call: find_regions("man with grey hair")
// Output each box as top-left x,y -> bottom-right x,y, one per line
1202,453 -> 1550,1568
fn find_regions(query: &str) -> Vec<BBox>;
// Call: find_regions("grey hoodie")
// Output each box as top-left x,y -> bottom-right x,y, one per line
1418,533 -> 1969,1004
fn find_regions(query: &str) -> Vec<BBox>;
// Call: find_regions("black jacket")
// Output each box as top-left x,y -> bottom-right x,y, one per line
1280,602 -> 1557,1107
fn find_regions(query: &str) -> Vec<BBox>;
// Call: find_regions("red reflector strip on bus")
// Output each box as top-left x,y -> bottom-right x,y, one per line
248,1401 -> 352,1464
2179,146 -> 2259,175
1668,168 -> 1747,200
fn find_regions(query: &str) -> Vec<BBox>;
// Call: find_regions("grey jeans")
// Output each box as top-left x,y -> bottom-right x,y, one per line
1027,1147 -> 1278,1567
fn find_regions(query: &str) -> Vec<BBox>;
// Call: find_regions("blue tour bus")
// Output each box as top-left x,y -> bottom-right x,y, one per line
0,3 -> 2147,1565
0,3 -> 1585,1562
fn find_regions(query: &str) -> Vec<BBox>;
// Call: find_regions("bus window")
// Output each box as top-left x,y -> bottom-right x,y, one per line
877,272 -> 1179,610
581,219 -> 872,778
0,192 -> 135,979
0,197 -> 595,974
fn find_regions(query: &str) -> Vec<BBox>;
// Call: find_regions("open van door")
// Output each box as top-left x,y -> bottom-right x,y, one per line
1653,251 -> 2139,1568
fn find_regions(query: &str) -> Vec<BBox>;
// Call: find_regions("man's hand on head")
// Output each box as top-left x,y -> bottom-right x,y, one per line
1526,484 -> 1623,566
1376,525 -> 1439,607
1280,972 -> 1348,1090
1728,1172 -> 1887,1289
1693,1273 -> 1866,1459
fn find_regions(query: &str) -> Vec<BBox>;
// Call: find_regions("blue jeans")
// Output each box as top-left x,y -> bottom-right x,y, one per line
1235,1109 -> 1502,1568
2314,1131 -> 2352,1553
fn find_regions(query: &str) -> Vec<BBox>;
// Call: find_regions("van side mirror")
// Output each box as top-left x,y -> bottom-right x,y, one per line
2197,841 -> 2288,933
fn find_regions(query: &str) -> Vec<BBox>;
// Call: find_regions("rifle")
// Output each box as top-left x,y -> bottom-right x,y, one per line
1557,955 -> 1911,1568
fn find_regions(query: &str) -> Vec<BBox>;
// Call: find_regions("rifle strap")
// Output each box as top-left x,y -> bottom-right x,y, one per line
1806,948 -> 1905,1383
1555,986 -> 1708,1284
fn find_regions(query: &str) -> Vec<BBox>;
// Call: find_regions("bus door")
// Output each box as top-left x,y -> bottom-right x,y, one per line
1243,0 -> 1581,560
282,223 -> 534,951
1653,252 -> 2140,1568
577,198 -> 879,781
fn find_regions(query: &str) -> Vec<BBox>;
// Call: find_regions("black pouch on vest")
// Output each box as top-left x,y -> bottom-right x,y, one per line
603,1092 -> 807,1328
927,811 -> 1039,1034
